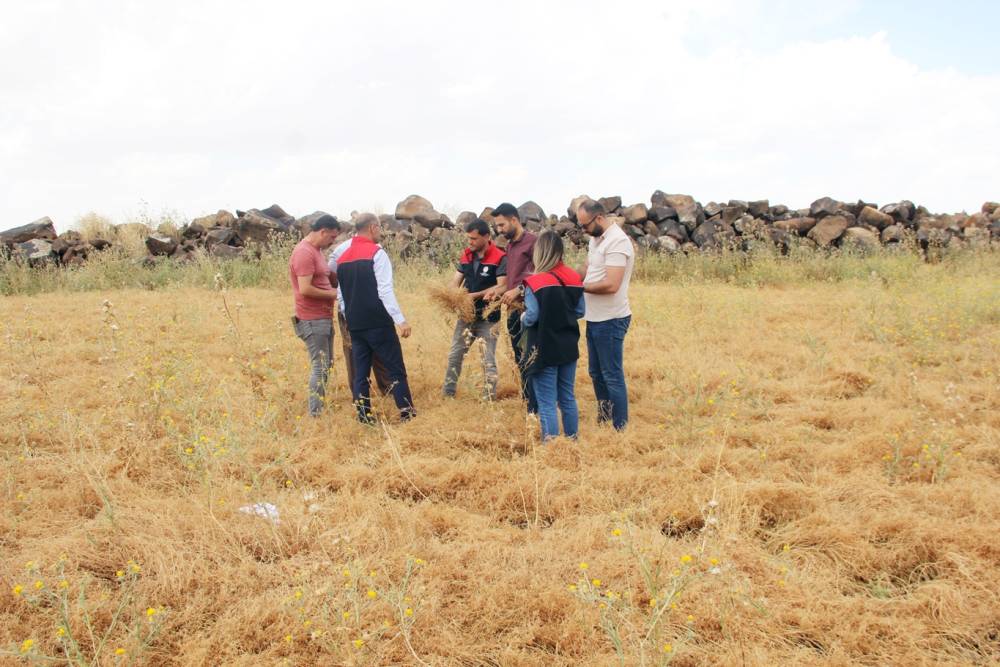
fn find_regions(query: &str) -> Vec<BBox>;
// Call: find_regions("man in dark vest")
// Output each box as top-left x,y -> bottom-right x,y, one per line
443,218 -> 507,400
329,213 -> 415,424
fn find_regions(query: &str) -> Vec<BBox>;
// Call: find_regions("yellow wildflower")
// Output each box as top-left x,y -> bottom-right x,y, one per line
115,648 -> 126,656
709,558 -> 719,566
34,580 -> 44,590
680,554 -> 692,564
353,639 -> 364,649
578,562 -> 589,570
367,589 -> 377,599
591,579 -> 601,587
342,611 -> 351,621
611,528 -> 622,537
342,569 -> 351,577
57,626 -> 67,638
294,589 -> 303,600
146,607 -> 158,618
687,614 -> 695,623
662,643 -> 673,653
20,639 -> 34,653
59,580 -> 69,589
116,570 -> 125,578
284,634 -> 292,643
13,584 -> 23,596
404,608 -> 414,617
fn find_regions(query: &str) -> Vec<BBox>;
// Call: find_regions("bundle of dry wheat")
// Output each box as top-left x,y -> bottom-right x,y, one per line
428,284 -> 476,323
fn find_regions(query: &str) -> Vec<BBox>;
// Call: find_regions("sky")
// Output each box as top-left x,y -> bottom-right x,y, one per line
1,0 -> 998,230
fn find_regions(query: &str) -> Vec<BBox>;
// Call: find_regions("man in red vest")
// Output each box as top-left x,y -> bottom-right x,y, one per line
442,218 -> 507,400
329,213 -> 415,424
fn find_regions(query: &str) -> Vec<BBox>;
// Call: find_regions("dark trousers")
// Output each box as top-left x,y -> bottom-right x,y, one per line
507,310 -> 538,414
338,310 -> 392,395
586,316 -> 631,430
350,325 -> 415,423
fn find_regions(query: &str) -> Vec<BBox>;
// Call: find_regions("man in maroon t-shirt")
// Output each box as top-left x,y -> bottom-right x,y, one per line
488,203 -> 538,414
289,215 -> 341,416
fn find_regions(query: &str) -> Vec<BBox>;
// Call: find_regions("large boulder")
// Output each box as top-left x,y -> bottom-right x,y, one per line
2,217 -> 58,246
192,210 -> 234,229
395,195 -> 437,220
747,200 -> 770,218
517,201 -> 546,225
259,204 -> 294,225
16,239 -> 55,265
809,197 -> 841,219
692,221 -> 718,247
622,203 -> 649,225
703,202 -> 723,219
807,215 -> 850,246
858,206 -> 893,230
722,206 -> 746,225
598,196 -> 622,213
456,211 -> 478,229
182,222 -> 206,239
840,227 -> 880,252
205,227 -> 237,249
652,193 -> 702,231
647,206 -> 678,223
145,233 -> 178,256
881,224 -> 907,244
209,244 -> 244,259
981,201 -> 999,216
659,235 -> 681,253
656,220 -> 689,244
236,209 -> 286,244
773,217 -> 817,236
880,201 -> 915,224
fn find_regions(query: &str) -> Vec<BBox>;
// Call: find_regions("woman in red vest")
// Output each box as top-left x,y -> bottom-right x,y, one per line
520,231 -> 586,441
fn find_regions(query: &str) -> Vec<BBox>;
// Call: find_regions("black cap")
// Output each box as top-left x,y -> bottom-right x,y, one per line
491,202 -> 519,219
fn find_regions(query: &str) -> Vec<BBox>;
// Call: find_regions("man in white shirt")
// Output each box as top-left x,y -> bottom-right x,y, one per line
578,199 -> 634,430
329,213 -> 415,423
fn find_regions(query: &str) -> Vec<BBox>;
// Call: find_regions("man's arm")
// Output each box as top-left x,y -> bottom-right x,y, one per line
584,264 -> 626,295
450,270 -> 464,289
373,249 -> 411,337
297,274 -> 338,300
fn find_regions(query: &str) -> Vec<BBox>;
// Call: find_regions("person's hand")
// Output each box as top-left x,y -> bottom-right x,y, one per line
500,287 -> 521,306
398,322 -> 412,338
482,287 -> 498,301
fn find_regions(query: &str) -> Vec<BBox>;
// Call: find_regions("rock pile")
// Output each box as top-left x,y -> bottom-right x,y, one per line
536,193 -> 1000,254
0,217 -> 113,267
4,195 -> 998,268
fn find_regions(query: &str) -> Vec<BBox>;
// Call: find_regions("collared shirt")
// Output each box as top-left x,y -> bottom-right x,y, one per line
503,230 -> 537,289
329,238 -> 406,325
584,222 -> 634,322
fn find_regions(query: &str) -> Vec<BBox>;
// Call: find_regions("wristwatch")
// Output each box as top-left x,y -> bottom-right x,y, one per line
517,284 -> 525,296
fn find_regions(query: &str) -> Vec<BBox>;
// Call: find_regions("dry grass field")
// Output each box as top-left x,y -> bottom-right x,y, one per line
2,254 -> 999,666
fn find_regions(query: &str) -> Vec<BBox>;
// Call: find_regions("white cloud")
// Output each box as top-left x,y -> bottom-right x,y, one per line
1,0 -> 997,230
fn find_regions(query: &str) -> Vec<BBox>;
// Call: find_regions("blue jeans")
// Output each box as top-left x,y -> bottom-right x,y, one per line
531,362 -> 579,441
586,316 -> 630,430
